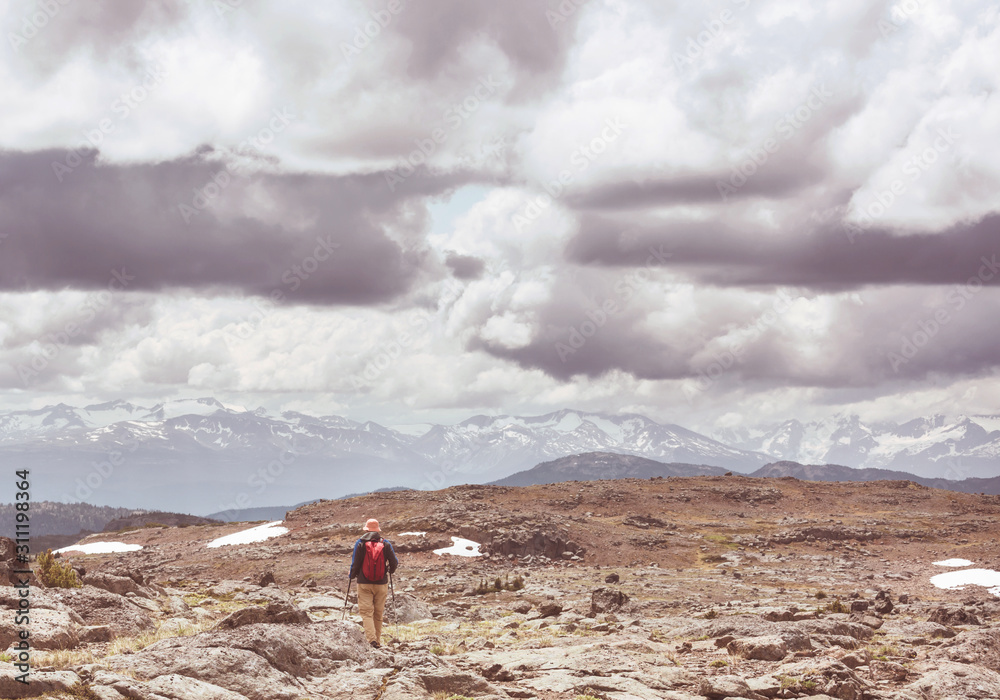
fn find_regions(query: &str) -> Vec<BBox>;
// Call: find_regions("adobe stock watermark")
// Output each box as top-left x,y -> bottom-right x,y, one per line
682,290 -> 796,402
7,0 -> 73,53
13,268 -> 135,386
52,62 -> 169,182
878,0 -> 923,38
546,0 -> 587,29
340,0 -> 408,62
383,75 -> 504,192
225,235 -> 341,341
671,0 -> 751,73
214,438 -> 305,520
717,84 -> 833,202
212,0 -> 247,21
555,245 -> 671,362
512,117 -> 627,231
843,126 -> 959,243
62,433 -> 141,503
887,254 -> 998,373
177,106 -> 296,224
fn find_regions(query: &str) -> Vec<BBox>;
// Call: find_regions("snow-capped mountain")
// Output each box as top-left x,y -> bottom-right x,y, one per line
0,400 -> 768,513
715,414 -> 1000,479
409,409 -> 766,478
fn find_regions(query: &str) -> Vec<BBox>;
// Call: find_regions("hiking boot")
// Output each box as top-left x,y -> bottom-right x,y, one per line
370,641 -> 380,649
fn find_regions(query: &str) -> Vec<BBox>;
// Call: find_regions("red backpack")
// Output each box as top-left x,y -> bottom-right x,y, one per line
362,540 -> 386,581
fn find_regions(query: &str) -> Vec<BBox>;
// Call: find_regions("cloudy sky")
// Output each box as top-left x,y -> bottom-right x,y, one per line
1,0 -> 998,433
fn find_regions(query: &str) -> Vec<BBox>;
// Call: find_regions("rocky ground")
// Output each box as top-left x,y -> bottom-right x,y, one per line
3,475 -> 1000,699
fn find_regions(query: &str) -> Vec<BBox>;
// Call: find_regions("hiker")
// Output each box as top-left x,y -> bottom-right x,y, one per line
349,518 -> 399,648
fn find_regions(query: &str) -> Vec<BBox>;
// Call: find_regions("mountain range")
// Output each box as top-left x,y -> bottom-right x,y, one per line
494,453 -> 1000,494
714,414 -> 1000,479
1,398 -> 998,513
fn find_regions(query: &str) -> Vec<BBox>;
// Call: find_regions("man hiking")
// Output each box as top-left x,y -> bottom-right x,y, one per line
349,518 -> 399,648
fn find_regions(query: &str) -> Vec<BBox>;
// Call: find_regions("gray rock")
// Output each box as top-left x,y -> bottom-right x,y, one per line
591,587 -> 629,614
927,628 -> 1000,671
145,673 -> 251,699
0,608 -> 79,650
0,665 -> 81,699
48,586 -> 156,637
698,674 -> 762,699
778,658 -> 870,700
727,634 -> 788,661
538,602 -> 563,618
105,620 -> 370,700
928,605 -> 981,626
384,593 -> 433,623
906,660 -> 1000,699
84,572 -> 150,598
214,602 -> 310,630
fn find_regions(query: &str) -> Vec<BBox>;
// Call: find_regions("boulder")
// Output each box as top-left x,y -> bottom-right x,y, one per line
927,628 -> 1000,671
929,605 -> 981,626
538,602 -> 563,618
145,673 -> 251,699
214,602 -> 310,630
384,593 -> 433,624
605,573 -> 620,584
0,608 -> 79,650
591,587 -> 629,614
106,621 -> 370,700
48,586 -> 156,636
0,665 -> 81,698
698,674 -> 762,699
0,538 -> 33,587
906,660 -> 1000,699
777,658 -> 870,700
255,571 -> 276,587
727,634 -> 788,661
83,572 -> 150,598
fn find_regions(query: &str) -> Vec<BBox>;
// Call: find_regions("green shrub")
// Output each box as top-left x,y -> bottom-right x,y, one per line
36,549 -> 82,589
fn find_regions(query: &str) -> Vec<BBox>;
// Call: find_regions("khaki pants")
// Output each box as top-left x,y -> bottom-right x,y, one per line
357,583 -> 388,644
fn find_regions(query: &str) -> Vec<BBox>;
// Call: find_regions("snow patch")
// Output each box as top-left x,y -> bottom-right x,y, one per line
433,536 -> 482,557
933,558 -> 975,567
398,531 -> 427,536
55,542 -> 143,555
930,568 -> 1000,597
207,521 -> 288,548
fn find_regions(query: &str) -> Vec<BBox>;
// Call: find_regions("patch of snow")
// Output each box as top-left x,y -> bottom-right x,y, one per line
583,415 -> 624,442
55,542 -> 143,555
930,568 -> 1000,597
551,412 -> 584,433
207,521 -> 288,548
390,423 -> 434,437
933,558 -> 975,567
398,531 -> 427,536
433,536 -> 482,557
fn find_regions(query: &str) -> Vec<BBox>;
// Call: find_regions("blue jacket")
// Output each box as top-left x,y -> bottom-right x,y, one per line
349,531 -> 398,584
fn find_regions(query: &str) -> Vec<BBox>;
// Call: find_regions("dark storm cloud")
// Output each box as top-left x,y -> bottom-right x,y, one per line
7,0 -> 187,74
475,271 -> 1000,388
391,0 -> 590,86
0,149 -> 471,304
444,252 -> 485,280
566,214 -> 1000,291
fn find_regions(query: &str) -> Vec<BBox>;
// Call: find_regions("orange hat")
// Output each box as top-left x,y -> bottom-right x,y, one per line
364,519 -> 381,532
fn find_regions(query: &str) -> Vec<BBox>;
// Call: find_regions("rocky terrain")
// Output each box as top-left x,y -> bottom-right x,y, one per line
4,475 -> 1000,699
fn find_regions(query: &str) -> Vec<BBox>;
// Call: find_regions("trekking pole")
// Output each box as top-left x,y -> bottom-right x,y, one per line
341,577 -> 353,621
389,569 -> 398,640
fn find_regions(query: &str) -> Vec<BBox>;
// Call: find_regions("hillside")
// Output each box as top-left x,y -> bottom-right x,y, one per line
752,460 -> 1000,494
19,475 -> 1000,699
490,451 -> 728,486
